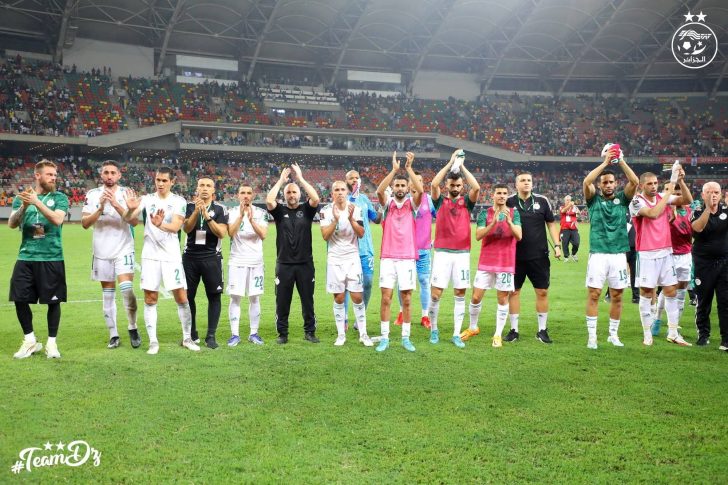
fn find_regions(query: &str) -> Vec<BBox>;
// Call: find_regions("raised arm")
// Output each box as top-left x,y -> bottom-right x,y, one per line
583,153 -> 611,202
460,163 -> 481,204
376,152 -> 400,205
122,189 -> 142,226
619,157 -> 639,199
404,152 -> 422,207
673,169 -> 693,206
291,163 -> 320,208
431,149 -> 457,201
266,167 -> 291,211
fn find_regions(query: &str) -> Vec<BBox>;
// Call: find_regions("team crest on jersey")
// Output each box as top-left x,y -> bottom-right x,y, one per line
296,211 -> 303,218
47,199 -> 55,207
613,199 -> 620,204
720,213 -> 727,220
533,203 -> 540,210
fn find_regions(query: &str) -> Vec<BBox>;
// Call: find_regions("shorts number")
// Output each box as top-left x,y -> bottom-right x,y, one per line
618,269 -> 628,282
357,273 -> 363,284
254,276 -> 263,289
408,269 -> 413,282
500,273 -> 512,284
461,269 -> 470,281
123,254 -> 133,266
175,269 -> 181,284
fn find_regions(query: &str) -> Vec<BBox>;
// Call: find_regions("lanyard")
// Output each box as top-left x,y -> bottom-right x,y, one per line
199,202 -> 211,229
517,195 -> 534,212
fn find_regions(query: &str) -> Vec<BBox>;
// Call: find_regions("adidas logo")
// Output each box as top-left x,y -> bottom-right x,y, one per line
284,214 -> 289,218
51,296 -> 59,301
217,286 -> 222,290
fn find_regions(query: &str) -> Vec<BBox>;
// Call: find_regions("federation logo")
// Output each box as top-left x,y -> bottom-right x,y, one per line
672,11 -> 718,69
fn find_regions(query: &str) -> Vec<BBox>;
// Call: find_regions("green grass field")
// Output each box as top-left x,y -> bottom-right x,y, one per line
1,222 -> 727,483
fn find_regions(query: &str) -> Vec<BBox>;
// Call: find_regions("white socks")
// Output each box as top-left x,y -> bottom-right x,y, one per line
381,321 -> 390,339
608,318 -> 620,337
510,314 -> 519,332
102,288 -> 118,338
119,281 -> 137,330
453,296 -> 465,337
586,316 -> 597,340
469,302 -> 482,331
495,304 -> 508,337
353,302 -> 367,337
402,322 -> 411,338
229,295 -> 241,336
144,303 -> 158,343
537,312 -> 548,331
639,296 -> 653,338
177,302 -> 192,340
665,295 -> 680,338
428,298 -> 440,331
249,295 -> 261,335
676,289 -> 687,322
24,332 -> 36,344
333,301 -> 346,336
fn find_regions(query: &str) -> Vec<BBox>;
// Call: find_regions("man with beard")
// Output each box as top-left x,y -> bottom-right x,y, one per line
81,160 -> 140,349
320,180 -> 372,346
123,167 -> 198,354
629,167 -> 693,346
9,160 -> 69,359
182,177 -> 228,349
691,181 -> 728,349
427,150 -> 480,348
342,170 -> 381,328
375,151 -> 423,352
266,163 -> 320,344
582,148 -> 639,349
227,185 -> 268,346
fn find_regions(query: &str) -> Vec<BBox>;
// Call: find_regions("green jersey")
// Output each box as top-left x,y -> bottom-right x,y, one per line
587,190 -> 630,254
12,191 -> 69,261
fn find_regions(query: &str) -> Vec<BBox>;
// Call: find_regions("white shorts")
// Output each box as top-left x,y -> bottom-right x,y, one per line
379,259 -> 417,291
91,252 -> 135,282
140,258 -> 187,292
585,253 -> 629,290
430,251 -> 471,289
673,253 -> 692,282
473,271 -> 514,292
227,264 -> 264,297
636,253 -> 677,289
326,256 -> 363,294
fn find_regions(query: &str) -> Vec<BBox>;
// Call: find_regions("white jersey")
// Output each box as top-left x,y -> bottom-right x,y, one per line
139,192 -> 187,262
82,186 -> 134,260
320,202 -> 362,259
229,205 -> 268,266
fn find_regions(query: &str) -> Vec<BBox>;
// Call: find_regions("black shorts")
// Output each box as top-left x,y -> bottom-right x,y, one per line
183,256 -> 224,294
514,257 -> 550,290
9,260 -> 67,304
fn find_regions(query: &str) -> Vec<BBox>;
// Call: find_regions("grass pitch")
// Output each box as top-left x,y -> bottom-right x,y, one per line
1,222 -> 727,483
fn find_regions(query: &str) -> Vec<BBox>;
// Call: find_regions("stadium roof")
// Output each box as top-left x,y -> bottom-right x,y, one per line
2,0 -> 727,93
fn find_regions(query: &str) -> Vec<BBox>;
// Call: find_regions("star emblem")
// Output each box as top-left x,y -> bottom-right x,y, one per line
696,11 -> 706,22
44,442 -> 53,451
56,441 -> 65,451
684,12 -> 694,22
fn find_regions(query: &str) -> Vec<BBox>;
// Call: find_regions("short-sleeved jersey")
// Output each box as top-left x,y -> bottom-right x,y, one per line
348,193 -> 378,258
139,192 -> 187,262
12,191 -> 69,261
476,207 -> 521,273
586,190 -> 630,254
691,203 -> 728,260
229,205 -> 268,266
506,193 -> 555,261
183,200 -> 228,260
268,202 -> 318,264
83,186 -> 134,260
432,195 -> 476,252
320,203 -> 363,259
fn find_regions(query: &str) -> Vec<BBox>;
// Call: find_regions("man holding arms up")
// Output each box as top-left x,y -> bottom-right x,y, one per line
266,163 -> 320,344
375,152 -> 423,352
582,148 -> 639,349
427,150 -> 480,348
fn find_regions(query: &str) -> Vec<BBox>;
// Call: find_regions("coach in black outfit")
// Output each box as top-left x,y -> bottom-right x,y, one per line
690,181 -> 728,349
266,163 -> 320,344
182,177 -> 228,349
505,171 -> 562,344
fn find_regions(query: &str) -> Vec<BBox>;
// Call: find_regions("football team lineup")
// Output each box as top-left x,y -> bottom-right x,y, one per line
7,147 -> 726,359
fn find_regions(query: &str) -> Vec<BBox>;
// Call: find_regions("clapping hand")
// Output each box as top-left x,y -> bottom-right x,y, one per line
151,209 -> 165,227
